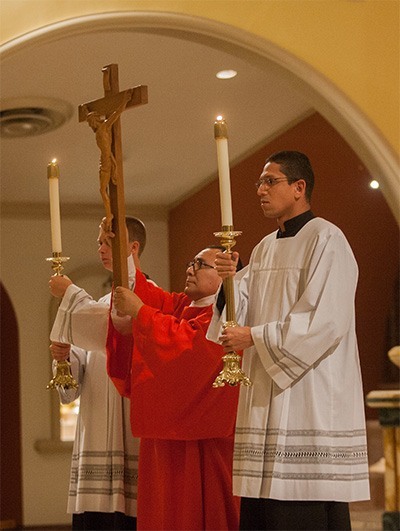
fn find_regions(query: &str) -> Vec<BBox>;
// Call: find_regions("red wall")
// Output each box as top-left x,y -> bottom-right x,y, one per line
169,113 -> 399,416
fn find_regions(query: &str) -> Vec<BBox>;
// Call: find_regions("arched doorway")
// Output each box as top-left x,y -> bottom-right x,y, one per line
1,282 -> 23,528
1,10 -> 398,222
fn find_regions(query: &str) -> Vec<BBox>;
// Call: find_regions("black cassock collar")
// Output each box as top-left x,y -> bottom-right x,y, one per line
277,210 -> 315,239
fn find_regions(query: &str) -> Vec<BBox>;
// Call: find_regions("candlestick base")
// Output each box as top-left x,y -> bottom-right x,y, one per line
46,252 -> 77,390
47,360 -> 78,390
213,226 -> 252,387
213,351 -> 252,387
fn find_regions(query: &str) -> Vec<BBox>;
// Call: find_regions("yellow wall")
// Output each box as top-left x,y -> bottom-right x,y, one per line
1,0 -> 399,156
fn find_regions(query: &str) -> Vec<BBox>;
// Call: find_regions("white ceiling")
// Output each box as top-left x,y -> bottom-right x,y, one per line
0,24 -> 312,212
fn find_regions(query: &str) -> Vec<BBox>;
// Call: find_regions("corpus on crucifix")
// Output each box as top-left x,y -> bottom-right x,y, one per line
79,63 -> 148,287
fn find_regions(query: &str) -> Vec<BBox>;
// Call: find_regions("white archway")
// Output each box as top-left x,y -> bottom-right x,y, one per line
2,10 -> 398,221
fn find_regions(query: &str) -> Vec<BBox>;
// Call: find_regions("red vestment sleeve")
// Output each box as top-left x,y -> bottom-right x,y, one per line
106,287 -> 134,398
131,303 -> 239,440
106,270 -> 239,440
134,268 -> 187,315
106,271 -> 186,398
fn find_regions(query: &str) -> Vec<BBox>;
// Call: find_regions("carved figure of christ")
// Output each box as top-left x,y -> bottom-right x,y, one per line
78,64 -> 148,287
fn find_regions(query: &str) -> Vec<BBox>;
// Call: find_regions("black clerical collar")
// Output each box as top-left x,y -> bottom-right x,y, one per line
276,210 -> 315,238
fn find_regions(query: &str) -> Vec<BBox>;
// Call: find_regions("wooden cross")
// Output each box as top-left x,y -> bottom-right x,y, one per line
78,63 -> 148,287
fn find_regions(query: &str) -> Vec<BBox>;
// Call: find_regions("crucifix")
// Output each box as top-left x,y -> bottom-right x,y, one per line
78,63 -> 148,287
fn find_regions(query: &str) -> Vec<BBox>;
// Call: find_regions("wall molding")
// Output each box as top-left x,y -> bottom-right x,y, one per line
0,201 -> 168,220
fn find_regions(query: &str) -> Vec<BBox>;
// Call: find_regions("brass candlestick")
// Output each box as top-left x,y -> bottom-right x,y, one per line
46,252 -> 78,391
213,226 -> 252,387
46,252 -> 70,275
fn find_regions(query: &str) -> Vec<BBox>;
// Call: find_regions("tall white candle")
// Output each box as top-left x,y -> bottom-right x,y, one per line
214,117 -> 233,227
47,159 -> 62,253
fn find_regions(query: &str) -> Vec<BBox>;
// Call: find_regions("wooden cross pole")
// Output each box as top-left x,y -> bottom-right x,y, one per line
78,63 -> 148,287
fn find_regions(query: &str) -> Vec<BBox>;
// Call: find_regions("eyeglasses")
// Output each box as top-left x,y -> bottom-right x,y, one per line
255,177 -> 289,189
186,258 -> 215,273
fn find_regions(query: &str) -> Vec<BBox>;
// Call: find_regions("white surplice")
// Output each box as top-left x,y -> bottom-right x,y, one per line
50,287 -> 139,516
208,218 -> 370,502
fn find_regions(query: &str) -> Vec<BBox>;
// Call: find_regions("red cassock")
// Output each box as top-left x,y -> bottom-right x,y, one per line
107,270 -> 240,530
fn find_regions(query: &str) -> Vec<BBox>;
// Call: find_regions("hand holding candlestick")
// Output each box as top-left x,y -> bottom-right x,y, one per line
213,117 -> 251,387
46,270 -> 75,392
212,229 -> 251,387
46,160 -> 76,390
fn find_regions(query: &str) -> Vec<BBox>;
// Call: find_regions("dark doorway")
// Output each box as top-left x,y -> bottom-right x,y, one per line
1,282 -> 23,528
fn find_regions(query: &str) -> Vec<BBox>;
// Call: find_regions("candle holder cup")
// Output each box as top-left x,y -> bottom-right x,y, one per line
46,252 -> 70,276
213,226 -> 252,388
46,252 -> 78,391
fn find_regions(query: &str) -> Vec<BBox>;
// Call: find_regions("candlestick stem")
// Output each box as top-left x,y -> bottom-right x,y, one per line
45,253 -> 77,391
213,227 -> 252,387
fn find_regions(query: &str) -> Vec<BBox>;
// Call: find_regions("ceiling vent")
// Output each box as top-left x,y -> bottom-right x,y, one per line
0,97 -> 73,138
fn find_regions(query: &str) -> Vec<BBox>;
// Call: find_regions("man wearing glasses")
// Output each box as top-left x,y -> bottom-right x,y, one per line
107,245 -> 240,530
208,151 -> 370,530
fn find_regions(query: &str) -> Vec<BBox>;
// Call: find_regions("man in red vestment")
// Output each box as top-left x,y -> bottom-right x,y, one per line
107,246 -> 240,530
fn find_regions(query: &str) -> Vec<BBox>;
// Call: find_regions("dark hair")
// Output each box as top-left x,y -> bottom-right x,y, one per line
266,150 -> 314,202
126,216 -> 147,256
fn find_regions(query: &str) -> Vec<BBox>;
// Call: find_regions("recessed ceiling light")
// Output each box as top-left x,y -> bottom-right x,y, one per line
216,70 -> 238,80
369,180 -> 380,189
